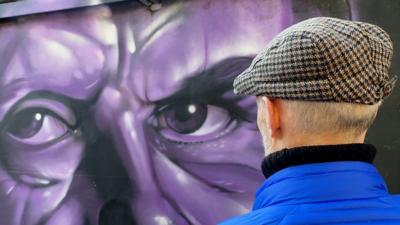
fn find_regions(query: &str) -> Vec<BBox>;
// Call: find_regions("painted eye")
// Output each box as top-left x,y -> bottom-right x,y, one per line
6,108 -> 70,145
163,103 -> 208,134
154,103 -> 236,142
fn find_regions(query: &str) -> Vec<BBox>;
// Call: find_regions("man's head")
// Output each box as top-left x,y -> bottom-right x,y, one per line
234,17 -> 396,155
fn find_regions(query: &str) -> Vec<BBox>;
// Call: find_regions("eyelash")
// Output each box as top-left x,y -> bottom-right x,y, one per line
154,96 -> 250,123
0,98 -> 81,132
211,99 -> 253,122
0,107 -> 76,136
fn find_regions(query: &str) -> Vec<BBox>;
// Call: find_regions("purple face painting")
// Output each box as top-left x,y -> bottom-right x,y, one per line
0,0 -> 351,225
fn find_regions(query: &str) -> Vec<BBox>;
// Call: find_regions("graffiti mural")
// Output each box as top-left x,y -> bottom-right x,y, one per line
1,0 -> 399,225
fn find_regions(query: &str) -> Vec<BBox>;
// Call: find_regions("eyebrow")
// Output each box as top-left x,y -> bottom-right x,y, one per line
154,56 -> 254,106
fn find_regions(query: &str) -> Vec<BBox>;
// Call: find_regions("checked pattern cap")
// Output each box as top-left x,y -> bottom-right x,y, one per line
233,17 -> 397,105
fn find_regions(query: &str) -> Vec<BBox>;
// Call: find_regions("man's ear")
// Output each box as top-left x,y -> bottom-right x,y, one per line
261,96 -> 281,138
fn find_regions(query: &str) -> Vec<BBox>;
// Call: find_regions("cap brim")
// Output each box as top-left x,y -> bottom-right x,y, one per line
233,70 -> 258,95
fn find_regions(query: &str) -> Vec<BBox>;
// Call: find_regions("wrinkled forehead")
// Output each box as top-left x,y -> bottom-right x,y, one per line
0,6 -> 118,101
126,0 -> 291,101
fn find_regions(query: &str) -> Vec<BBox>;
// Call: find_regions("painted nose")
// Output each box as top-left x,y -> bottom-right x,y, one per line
108,112 -> 190,225
95,87 -> 189,225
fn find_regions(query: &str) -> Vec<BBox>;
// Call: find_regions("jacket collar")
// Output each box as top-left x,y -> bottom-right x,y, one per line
253,161 -> 389,210
261,144 -> 377,178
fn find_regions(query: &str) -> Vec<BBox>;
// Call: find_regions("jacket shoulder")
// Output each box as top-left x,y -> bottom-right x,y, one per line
279,195 -> 400,224
380,194 -> 400,205
220,195 -> 400,225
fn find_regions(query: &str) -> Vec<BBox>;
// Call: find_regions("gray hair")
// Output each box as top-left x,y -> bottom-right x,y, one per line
281,100 -> 381,136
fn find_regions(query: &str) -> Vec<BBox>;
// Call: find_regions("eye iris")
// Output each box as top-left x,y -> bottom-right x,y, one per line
164,103 -> 207,134
7,109 -> 44,138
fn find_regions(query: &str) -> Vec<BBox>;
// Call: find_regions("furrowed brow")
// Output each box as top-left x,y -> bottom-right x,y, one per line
154,57 -> 253,105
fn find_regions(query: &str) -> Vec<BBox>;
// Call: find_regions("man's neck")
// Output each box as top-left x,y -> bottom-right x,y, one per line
269,132 -> 367,154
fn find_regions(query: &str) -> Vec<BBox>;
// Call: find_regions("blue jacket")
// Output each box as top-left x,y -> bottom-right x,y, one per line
220,161 -> 400,225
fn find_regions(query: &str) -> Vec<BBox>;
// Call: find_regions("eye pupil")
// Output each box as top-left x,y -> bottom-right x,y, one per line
7,109 -> 44,138
164,103 -> 207,134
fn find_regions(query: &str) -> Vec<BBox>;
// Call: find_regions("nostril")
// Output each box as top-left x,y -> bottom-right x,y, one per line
99,199 -> 137,225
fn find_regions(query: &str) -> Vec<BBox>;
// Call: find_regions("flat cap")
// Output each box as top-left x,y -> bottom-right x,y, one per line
233,17 -> 397,105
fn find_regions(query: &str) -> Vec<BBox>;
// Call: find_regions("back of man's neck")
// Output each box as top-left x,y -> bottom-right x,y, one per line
270,132 -> 367,154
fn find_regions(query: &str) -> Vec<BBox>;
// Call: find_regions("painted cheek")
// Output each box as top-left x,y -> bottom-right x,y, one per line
144,121 -> 264,222
1,134 -> 85,183
152,150 -> 256,224
147,123 -> 263,167
0,134 -> 84,225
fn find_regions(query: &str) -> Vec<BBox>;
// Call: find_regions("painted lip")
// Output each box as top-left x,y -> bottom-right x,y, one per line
18,174 -> 53,187
5,171 -> 61,188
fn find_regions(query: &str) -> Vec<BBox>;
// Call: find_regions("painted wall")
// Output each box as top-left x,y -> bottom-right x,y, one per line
0,1 -> 398,225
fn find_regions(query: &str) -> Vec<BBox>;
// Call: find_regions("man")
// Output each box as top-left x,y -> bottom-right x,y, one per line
220,17 -> 400,225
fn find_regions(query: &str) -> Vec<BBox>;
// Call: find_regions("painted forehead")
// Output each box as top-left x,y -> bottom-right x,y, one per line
126,0 -> 291,102
0,6 -> 118,101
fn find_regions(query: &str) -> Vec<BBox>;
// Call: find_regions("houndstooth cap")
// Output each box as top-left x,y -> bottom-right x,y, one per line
233,17 -> 397,105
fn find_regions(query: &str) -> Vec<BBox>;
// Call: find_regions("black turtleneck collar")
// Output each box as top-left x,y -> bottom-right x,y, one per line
261,144 -> 377,179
